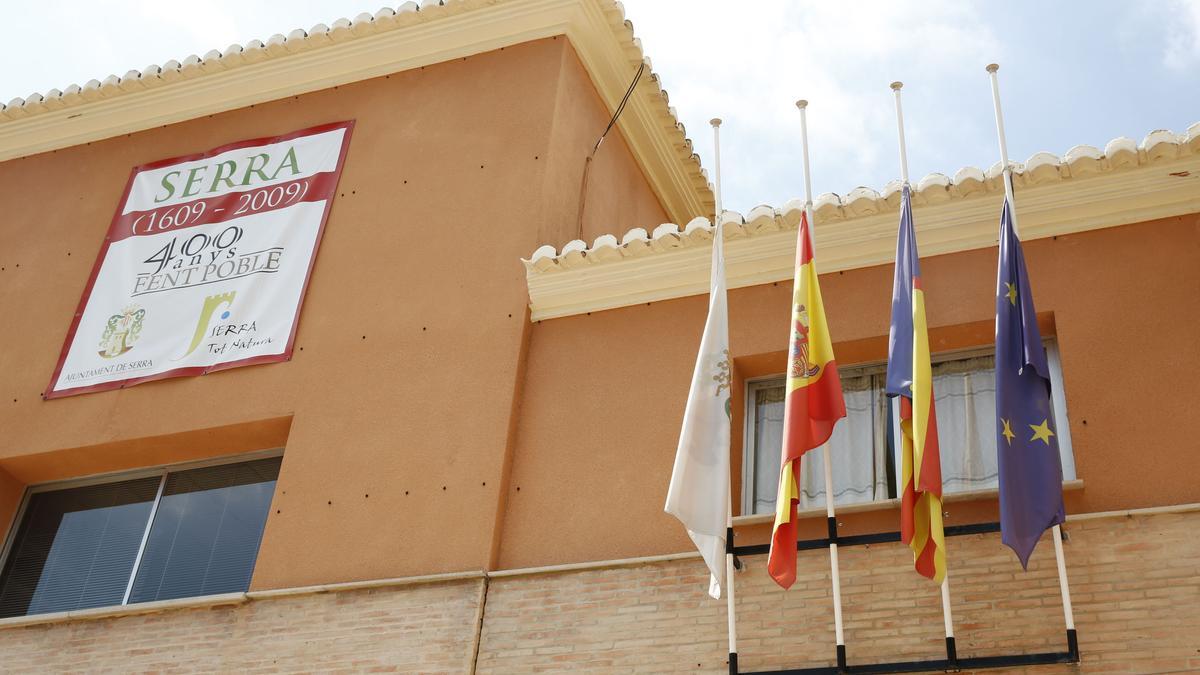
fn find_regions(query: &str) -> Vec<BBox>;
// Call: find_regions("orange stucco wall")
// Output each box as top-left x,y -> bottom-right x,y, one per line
497,212 -> 1200,569
1,32 -> 1196,591
0,37 -> 667,588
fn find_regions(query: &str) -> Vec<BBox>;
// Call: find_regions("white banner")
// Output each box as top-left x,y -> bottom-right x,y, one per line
46,121 -> 354,398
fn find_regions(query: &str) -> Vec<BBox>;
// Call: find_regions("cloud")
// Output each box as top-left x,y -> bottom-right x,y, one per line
625,0 -> 1002,212
1164,0 -> 1200,69
132,0 -> 242,53
3,0 -> 1188,218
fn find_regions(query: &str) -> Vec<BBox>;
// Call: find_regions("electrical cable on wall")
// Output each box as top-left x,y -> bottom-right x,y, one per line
575,61 -> 646,242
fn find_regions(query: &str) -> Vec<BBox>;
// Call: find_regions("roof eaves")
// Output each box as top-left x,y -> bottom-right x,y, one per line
523,122 -> 1200,320
0,0 -> 712,224
1,2 -> 454,121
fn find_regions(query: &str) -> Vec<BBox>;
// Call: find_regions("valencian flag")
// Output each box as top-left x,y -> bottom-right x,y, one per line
995,196 -> 1066,568
767,211 -> 846,589
885,186 -> 947,584
665,218 -> 731,599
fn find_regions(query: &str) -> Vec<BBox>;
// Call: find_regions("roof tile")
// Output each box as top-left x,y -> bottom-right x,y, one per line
524,122 -> 1199,275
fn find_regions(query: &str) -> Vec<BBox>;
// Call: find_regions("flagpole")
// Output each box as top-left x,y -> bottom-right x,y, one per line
891,81 -> 958,664
711,117 -> 739,675
985,63 -> 1078,660
796,99 -> 848,672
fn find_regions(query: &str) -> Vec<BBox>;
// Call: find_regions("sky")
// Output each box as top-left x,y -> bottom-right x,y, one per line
2,0 -> 1198,213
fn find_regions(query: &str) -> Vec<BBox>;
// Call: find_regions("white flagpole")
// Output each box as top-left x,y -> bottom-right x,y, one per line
795,100 -> 847,670
890,81 -> 957,661
711,117 -> 739,675
985,63 -> 1077,657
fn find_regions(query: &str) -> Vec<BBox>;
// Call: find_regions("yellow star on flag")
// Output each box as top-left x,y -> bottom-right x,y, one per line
1029,419 -> 1055,445
1001,418 -> 1015,445
1004,282 -> 1018,306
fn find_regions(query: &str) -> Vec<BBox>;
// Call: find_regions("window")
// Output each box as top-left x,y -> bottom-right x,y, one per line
743,346 -> 1076,515
0,455 -> 281,618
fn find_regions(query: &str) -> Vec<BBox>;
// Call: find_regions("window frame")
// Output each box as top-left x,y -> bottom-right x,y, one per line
742,375 -> 779,517
741,340 -> 1075,516
0,447 -> 283,615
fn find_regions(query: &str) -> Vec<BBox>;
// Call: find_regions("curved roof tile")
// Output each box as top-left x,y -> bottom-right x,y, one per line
0,1 -> 712,219
524,122 -> 1200,274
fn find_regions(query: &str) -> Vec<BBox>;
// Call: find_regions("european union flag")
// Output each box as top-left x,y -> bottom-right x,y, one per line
995,197 -> 1066,569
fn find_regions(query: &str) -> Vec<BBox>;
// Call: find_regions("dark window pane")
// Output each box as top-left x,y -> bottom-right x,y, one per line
128,457 -> 280,604
0,476 -> 161,618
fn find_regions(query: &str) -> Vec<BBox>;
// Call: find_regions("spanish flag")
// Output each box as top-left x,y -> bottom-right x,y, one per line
884,186 -> 946,584
767,210 -> 846,589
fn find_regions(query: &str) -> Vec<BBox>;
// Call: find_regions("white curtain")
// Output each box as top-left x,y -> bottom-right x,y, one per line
750,373 -> 884,514
750,352 -> 1074,515
750,390 -> 785,515
798,374 -> 884,508
929,356 -> 999,492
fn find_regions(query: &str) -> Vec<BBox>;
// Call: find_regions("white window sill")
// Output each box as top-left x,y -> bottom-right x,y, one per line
733,479 -> 1084,527
0,570 -> 486,630
0,592 -> 248,630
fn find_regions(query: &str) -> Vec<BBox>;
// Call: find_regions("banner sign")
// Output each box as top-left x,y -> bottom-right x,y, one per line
46,121 -> 354,399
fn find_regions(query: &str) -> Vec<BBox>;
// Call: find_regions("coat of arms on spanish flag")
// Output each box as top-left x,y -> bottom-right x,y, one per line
767,211 -> 846,589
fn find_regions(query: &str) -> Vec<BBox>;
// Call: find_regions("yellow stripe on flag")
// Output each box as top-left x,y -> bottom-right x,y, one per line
789,260 -> 836,391
911,288 -> 932,485
774,458 -> 800,532
905,286 -> 946,584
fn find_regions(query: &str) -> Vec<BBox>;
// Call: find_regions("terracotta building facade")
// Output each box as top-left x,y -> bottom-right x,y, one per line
0,1 -> 1198,673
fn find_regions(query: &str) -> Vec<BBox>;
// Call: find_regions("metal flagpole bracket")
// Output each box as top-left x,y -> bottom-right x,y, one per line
731,521 -> 1078,674
727,526 -> 744,570
826,516 -> 838,543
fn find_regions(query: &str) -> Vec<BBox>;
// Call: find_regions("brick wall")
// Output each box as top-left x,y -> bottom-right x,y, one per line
477,510 -> 1200,674
0,580 -> 484,673
0,510 -> 1196,674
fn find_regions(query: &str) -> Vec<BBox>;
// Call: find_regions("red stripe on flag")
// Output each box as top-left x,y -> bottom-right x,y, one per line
768,522 -> 799,588
767,462 -> 800,589
914,535 -> 939,580
796,212 -> 815,266
780,361 -> 845,464
918,389 -> 943,497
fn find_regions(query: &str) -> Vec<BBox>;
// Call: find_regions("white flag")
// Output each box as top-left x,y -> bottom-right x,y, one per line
664,220 -> 731,599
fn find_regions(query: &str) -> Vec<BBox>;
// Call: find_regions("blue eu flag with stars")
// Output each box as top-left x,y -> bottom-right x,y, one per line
995,196 -> 1066,569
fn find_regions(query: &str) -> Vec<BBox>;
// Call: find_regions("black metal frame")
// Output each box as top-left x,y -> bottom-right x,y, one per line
727,519 -> 1080,674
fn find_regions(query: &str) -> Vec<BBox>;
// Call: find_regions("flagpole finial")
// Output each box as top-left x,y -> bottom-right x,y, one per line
710,118 -> 722,128
986,63 -> 1000,73
890,81 -> 903,91
795,99 -> 808,110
